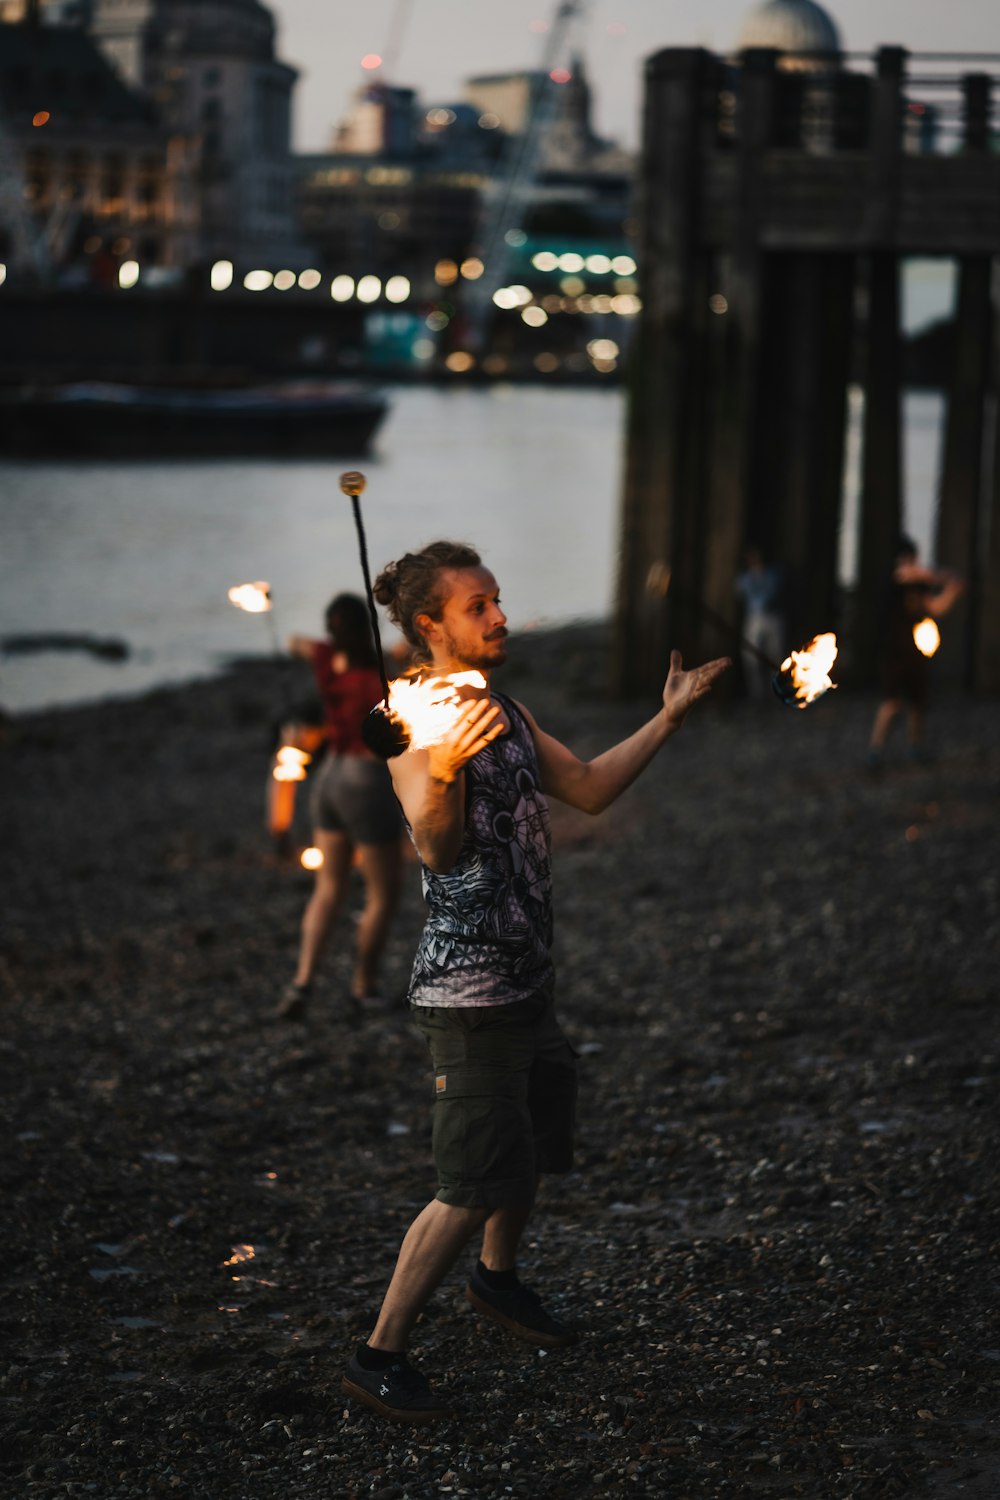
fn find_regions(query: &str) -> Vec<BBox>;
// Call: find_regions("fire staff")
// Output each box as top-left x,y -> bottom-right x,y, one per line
340,539 -> 729,1424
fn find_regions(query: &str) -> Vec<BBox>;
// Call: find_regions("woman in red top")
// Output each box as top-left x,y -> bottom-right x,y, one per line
277,593 -> 403,1020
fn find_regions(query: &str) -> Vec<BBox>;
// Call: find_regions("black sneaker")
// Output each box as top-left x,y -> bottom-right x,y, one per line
341,1350 -> 452,1423
464,1265 -> 577,1349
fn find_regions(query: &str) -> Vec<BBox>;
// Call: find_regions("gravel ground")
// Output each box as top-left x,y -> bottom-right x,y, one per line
2,624 -> 998,1500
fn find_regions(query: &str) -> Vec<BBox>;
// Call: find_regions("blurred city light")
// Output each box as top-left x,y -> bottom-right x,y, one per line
445,352 -> 475,372
550,68 -> 572,84
534,353 -> 560,372
32,111 -> 50,127
210,259 -> 234,291
709,293 -> 729,314
300,846 -> 324,870
460,258 -> 485,280
426,309 -> 449,331
273,269 -> 297,291
557,252 -> 585,273
361,53 -> 382,70
531,251 -> 559,272
611,255 -> 637,275
412,338 -> 436,360
505,229 -> 528,248
587,338 -> 619,359
585,254 -> 612,273
0,264 -> 6,287
434,259 -> 458,286
244,269 -> 273,291
298,268 -> 322,289
522,306 -> 548,327
118,260 -> 140,289
385,275 -> 410,303
478,112 -> 500,129
330,274 -> 355,301
356,275 -> 381,302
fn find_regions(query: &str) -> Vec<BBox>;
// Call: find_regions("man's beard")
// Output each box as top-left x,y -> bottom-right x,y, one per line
443,626 -> 507,669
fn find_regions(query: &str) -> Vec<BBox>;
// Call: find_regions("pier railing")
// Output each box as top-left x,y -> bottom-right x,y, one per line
703,49 -> 998,159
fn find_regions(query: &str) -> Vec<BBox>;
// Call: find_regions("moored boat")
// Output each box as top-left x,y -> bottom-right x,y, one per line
0,380 -> 389,458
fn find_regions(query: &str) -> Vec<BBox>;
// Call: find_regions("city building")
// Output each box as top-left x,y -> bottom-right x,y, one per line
0,16 -> 199,279
83,0 -> 303,264
2,0 -> 305,268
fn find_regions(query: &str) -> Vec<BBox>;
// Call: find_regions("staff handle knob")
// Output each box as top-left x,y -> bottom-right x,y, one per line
339,470 -> 367,497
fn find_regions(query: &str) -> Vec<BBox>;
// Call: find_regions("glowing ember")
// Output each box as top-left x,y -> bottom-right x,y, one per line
222,1244 -> 255,1266
272,746 -> 311,783
228,581 -> 272,614
775,632 -> 838,708
300,846 -> 324,871
913,617 -> 941,658
385,670 -> 487,750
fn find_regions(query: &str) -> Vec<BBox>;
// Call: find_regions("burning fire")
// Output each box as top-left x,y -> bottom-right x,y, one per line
272,746 -> 311,782
777,632 -> 838,708
385,670 -> 488,749
913,617 -> 941,658
222,1244 -> 255,1267
300,846 -> 324,870
227,581 -> 272,614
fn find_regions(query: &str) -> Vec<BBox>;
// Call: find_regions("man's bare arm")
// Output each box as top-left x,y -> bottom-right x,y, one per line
389,698 -> 503,872
517,650 -> 729,815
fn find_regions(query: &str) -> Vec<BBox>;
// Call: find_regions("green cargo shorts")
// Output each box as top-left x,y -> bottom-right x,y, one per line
410,992 -> 577,1210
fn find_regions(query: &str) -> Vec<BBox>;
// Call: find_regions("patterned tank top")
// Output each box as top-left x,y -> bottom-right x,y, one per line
408,693 -> 554,1008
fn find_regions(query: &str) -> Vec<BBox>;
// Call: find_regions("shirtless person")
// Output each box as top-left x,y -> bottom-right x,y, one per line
341,541 -> 729,1422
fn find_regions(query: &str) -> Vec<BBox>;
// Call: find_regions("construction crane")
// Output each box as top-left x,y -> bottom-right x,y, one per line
462,0 -> 590,354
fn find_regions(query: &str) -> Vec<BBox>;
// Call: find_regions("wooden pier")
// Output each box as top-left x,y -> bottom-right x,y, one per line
615,48 -> 1000,694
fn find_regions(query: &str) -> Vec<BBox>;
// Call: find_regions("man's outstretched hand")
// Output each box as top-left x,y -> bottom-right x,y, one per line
662,650 -> 731,728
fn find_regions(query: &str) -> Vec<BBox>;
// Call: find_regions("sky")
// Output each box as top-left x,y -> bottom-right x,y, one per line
273,0 -> 999,153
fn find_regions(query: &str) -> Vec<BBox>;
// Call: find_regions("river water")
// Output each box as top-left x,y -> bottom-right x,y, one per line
0,382 -> 943,714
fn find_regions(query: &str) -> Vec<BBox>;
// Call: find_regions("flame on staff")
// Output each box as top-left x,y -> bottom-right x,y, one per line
272,746 -> 311,782
385,670 -> 487,750
775,632 -> 838,708
222,1244 -> 256,1267
300,846 -> 324,871
228,581 -> 272,614
913,617 -> 941,658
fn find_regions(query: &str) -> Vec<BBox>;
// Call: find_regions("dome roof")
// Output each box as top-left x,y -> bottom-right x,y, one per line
738,0 -> 841,57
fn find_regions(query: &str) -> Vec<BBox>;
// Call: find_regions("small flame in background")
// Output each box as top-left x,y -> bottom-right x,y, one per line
222,1244 -> 255,1267
300,846 -> 324,870
913,617 -> 941,658
779,632 -> 838,708
386,670 -> 488,749
272,746 -> 311,783
227,581 -> 272,614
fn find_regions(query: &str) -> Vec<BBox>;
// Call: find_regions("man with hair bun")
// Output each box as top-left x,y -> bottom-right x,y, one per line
342,541 -> 729,1424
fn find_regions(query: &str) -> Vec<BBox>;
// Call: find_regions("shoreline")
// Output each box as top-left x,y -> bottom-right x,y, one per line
3,624 -> 998,1497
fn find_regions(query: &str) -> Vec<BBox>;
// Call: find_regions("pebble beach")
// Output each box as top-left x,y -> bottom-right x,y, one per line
2,623 -> 998,1499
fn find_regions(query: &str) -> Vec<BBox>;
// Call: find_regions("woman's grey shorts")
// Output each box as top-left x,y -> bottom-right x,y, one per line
309,753 -> 402,845
410,993 -> 577,1210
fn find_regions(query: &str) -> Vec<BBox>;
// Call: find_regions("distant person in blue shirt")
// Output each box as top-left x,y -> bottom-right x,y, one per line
736,546 -> 786,700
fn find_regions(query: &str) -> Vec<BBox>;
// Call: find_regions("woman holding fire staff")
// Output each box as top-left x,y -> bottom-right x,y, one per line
275,593 -> 404,1021
339,539 -> 729,1424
